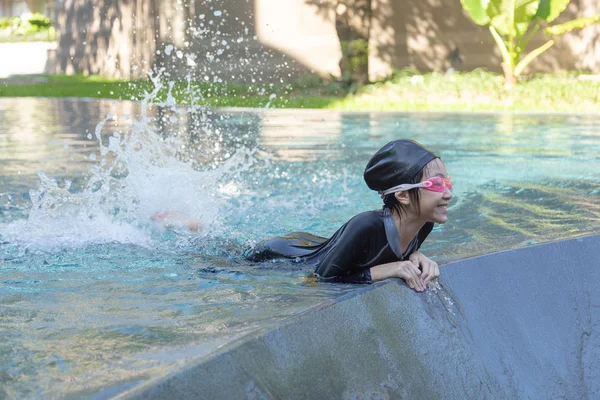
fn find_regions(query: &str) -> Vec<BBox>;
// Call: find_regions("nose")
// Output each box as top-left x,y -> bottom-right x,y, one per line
443,186 -> 453,200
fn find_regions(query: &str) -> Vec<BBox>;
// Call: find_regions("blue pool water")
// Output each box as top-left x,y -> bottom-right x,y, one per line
1,97 -> 599,398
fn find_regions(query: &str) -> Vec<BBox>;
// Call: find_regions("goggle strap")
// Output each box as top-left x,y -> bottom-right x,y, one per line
378,182 -> 426,198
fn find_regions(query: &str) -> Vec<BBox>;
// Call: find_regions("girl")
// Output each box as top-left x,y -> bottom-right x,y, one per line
245,139 -> 452,292
154,140 -> 452,292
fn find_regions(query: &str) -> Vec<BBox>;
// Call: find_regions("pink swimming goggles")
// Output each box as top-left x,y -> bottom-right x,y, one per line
379,176 -> 452,198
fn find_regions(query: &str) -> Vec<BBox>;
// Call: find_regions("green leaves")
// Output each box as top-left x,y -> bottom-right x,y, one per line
462,0 -> 574,32
487,0 -> 540,37
535,0 -> 570,23
460,0 -> 491,25
462,0 -> 596,37
463,0 -> 540,37
460,0 -> 600,85
544,14 -> 600,35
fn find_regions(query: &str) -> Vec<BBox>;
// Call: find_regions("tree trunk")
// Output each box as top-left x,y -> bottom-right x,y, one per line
335,0 -> 371,86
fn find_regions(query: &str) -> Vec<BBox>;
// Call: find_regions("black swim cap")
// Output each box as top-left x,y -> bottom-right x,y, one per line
363,140 -> 439,192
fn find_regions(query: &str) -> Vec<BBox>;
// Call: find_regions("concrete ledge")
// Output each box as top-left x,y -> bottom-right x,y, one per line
0,41 -> 56,78
119,235 -> 600,399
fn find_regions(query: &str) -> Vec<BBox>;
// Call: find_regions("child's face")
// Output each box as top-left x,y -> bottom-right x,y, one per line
418,159 -> 453,224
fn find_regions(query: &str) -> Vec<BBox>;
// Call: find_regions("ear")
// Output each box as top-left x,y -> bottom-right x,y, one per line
394,191 -> 410,205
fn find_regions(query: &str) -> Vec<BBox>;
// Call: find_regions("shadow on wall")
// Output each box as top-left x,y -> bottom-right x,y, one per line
305,0 -> 371,84
176,0 -> 311,83
52,0 -> 599,81
55,0 -> 156,78
531,0 -> 599,73
342,0 -> 597,80
383,0 -> 598,76
54,0 -> 312,82
400,0 -> 492,72
307,0 -> 501,80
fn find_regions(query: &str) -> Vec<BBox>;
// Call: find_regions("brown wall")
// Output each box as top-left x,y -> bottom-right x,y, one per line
25,0 -> 46,13
369,0 -> 599,79
54,0 -> 156,78
0,0 -> 50,16
54,0 -> 310,80
53,0 -> 600,81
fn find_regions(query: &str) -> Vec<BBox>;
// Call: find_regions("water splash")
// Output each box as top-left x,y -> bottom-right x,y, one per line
0,74 -> 264,254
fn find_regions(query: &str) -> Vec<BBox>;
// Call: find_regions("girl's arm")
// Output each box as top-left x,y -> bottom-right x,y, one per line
370,261 -> 427,292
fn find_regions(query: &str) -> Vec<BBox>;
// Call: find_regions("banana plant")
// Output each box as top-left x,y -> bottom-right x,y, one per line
461,0 -> 600,87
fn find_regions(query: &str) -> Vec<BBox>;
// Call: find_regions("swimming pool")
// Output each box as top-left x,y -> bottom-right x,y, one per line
1,97 -> 599,398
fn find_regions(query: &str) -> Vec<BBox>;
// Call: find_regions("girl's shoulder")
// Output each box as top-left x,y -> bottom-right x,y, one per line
346,209 -> 386,231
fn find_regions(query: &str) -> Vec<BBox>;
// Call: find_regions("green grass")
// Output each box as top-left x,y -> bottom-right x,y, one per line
0,74 -> 341,108
328,69 -> 600,112
1,70 -> 599,111
0,28 -> 56,43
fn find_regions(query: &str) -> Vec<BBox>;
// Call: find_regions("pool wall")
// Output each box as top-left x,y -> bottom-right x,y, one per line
119,234 -> 600,399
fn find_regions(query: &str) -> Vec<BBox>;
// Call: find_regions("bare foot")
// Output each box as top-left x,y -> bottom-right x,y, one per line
151,211 -> 202,232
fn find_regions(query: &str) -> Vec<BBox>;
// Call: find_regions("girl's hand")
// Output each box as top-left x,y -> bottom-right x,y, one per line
395,260 -> 426,292
408,251 -> 439,283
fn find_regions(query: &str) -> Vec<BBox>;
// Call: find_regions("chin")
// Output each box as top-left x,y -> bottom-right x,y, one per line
429,211 -> 448,224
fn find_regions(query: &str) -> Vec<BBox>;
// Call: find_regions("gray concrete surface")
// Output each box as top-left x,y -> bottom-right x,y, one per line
118,234 -> 600,399
0,41 -> 56,78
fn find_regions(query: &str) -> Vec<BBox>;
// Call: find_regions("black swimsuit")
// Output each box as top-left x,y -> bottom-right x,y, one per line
245,208 -> 434,284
